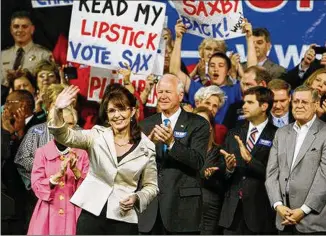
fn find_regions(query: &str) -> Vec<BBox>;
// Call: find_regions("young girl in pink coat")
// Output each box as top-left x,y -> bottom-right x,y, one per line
28,138 -> 89,235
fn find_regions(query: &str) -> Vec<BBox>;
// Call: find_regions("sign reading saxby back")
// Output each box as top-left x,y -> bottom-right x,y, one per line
88,67 -> 158,107
32,0 -> 73,8
67,0 -> 166,75
173,0 -> 245,40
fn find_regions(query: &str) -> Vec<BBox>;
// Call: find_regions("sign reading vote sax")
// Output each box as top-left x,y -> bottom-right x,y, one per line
67,0 -> 166,75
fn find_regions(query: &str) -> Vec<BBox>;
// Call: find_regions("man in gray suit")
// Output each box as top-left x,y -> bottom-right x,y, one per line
252,28 -> 286,79
265,85 -> 326,234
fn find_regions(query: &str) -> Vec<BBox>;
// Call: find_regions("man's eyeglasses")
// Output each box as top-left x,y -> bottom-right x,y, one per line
107,107 -> 131,116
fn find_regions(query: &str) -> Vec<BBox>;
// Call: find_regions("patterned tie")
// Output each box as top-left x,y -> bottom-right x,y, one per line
246,127 -> 258,152
13,48 -> 24,70
277,118 -> 284,128
163,119 -> 170,153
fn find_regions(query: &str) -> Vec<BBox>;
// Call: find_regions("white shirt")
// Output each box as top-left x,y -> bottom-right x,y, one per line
273,115 -> 317,215
25,115 -> 33,125
161,107 -> 182,131
258,58 -> 268,67
161,107 -> 182,149
246,118 -> 269,145
271,112 -> 289,128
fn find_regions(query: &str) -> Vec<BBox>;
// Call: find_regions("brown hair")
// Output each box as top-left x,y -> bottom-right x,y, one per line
244,66 -> 272,84
304,68 -> 326,88
99,83 -> 141,143
267,79 -> 291,94
193,106 -> 216,146
243,86 -> 274,114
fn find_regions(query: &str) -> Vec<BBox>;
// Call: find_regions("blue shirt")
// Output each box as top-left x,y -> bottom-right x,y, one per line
188,80 -> 242,124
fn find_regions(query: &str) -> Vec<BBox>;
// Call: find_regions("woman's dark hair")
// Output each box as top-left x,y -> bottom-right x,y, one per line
193,106 -> 216,146
99,83 -> 141,143
8,69 -> 37,92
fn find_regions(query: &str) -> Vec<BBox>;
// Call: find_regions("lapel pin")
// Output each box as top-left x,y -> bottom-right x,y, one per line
181,125 -> 184,128
29,55 -> 36,61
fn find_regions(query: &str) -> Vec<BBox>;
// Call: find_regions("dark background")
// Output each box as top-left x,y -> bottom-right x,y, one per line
1,0 -> 73,50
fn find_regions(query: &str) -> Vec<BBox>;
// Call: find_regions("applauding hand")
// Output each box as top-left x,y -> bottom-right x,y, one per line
234,135 -> 252,163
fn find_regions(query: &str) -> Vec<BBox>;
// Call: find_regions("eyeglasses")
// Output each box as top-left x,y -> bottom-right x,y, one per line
107,107 -> 131,116
5,100 -> 22,105
38,72 -> 56,80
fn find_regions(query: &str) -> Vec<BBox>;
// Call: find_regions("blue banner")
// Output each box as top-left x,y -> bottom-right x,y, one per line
160,0 -> 326,70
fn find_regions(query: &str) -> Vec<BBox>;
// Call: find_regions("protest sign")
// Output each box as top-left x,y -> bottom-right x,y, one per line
67,0 -> 166,75
88,67 -> 157,107
173,0 -> 245,40
32,0 -> 73,8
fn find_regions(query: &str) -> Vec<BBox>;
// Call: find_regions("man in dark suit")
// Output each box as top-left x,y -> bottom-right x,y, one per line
223,66 -> 272,130
138,73 -> 210,234
268,79 -> 295,127
266,85 -> 326,234
219,86 -> 277,234
283,45 -> 325,89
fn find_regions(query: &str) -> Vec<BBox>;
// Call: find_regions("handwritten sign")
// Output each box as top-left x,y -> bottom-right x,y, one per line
173,0 -> 245,40
67,0 -> 166,75
88,67 -> 157,107
31,0 -> 73,8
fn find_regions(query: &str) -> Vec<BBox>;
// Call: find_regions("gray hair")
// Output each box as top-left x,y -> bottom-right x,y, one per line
177,79 -> 185,95
202,85 -> 226,107
194,86 -> 207,103
293,85 -> 319,102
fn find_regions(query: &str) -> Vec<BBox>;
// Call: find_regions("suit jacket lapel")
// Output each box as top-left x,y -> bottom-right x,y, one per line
286,125 -> 297,170
174,110 -> 188,135
102,128 -> 118,167
291,120 -> 319,171
251,123 -> 272,156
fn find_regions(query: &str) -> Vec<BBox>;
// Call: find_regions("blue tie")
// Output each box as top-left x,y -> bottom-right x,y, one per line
163,119 -> 170,153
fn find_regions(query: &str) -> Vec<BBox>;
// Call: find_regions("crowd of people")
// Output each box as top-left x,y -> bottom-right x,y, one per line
1,9 -> 326,235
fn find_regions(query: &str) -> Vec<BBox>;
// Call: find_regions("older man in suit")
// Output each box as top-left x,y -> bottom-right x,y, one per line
138,73 -> 210,234
266,85 -> 326,234
218,86 -> 277,234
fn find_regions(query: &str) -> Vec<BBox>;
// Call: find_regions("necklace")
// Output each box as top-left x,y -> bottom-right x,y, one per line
56,146 -> 71,155
114,141 -> 130,147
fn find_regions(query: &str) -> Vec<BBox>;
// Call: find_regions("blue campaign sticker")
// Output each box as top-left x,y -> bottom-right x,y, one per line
33,128 -> 44,134
174,131 -> 187,138
258,139 -> 272,147
237,115 -> 246,121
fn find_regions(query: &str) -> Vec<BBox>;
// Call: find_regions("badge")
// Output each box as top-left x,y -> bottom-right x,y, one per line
2,62 -> 10,65
237,115 -> 246,121
174,131 -> 187,138
29,55 -> 36,61
33,128 -> 44,134
258,139 -> 272,147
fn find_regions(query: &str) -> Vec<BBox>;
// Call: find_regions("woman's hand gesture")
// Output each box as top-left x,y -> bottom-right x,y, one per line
55,85 -> 80,109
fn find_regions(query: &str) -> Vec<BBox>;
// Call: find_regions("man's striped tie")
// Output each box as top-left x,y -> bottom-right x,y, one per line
246,127 -> 258,152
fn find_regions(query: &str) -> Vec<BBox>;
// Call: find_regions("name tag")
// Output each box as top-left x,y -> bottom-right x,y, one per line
33,128 -> 44,134
2,62 -> 10,65
237,115 -> 246,121
258,139 -> 272,147
174,131 -> 187,138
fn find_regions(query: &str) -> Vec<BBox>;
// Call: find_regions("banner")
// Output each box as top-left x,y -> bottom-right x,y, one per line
173,0 -> 245,40
164,0 -> 326,69
88,67 -> 157,107
67,0 -> 166,75
32,0 -> 73,8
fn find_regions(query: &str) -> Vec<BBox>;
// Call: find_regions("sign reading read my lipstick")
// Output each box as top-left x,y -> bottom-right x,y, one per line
67,0 -> 166,75
173,0 -> 245,40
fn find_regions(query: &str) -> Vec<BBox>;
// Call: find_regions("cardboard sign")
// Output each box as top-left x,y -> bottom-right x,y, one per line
88,67 -> 158,107
67,0 -> 166,75
173,0 -> 245,40
32,0 -> 73,8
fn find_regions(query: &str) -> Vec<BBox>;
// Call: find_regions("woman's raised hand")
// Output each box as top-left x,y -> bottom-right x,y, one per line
55,85 -> 80,109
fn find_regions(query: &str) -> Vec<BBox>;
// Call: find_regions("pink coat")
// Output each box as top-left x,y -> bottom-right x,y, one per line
28,140 -> 89,235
